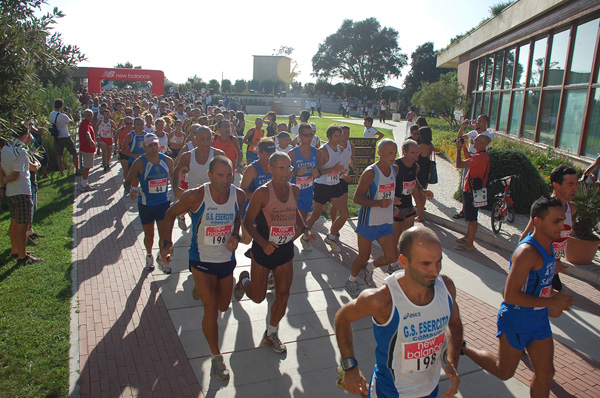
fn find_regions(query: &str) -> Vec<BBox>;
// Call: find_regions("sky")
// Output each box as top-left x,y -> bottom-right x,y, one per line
43,0 -> 503,88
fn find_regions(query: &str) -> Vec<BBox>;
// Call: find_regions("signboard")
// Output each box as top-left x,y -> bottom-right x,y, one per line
348,137 -> 377,185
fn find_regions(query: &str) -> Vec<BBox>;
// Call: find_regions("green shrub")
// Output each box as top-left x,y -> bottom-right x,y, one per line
486,147 -> 549,214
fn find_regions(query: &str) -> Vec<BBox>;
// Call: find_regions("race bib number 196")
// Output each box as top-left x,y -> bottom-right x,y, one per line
204,225 -> 233,245
269,226 -> 295,245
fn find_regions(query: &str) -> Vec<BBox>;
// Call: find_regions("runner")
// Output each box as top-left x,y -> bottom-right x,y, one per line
115,116 -> 134,182
289,123 -> 319,251
335,226 -> 463,398
168,119 -> 187,158
389,139 -> 433,273
120,117 -> 147,194
330,124 -> 355,225
95,108 -> 117,172
213,120 -> 242,173
124,133 -> 173,274
345,139 -> 399,298
243,118 -> 265,164
234,152 -> 316,353
463,196 -> 574,397
306,124 -> 350,253
154,117 -> 170,155
159,156 -> 245,380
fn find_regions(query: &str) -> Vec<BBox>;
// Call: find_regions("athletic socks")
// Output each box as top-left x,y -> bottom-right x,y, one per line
348,275 -> 358,282
267,324 -> 278,336
365,262 -> 375,272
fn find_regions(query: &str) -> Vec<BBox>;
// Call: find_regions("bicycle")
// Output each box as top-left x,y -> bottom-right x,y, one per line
490,174 -> 519,234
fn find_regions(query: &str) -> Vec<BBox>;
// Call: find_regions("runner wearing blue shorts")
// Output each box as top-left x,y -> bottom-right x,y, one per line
463,196 -> 574,397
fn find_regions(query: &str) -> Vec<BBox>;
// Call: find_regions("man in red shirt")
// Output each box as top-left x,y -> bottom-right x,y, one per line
79,109 -> 97,191
454,134 -> 491,251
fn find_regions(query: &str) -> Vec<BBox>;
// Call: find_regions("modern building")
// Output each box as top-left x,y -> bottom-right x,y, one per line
253,56 -> 292,87
437,0 -> 600,158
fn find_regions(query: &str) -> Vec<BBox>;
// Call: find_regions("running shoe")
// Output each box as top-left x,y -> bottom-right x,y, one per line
27,237 -> 38,246
191,285 -> 200,300
263,331 -> 287,354
234,271 -> 249,301
387,261 -> 401,274
300,236 -> 312,251
145,254 -> 155,271
211,354 -> 230,380
156,255 -> 172,274
177,215 -> 188,231
362,262 -> 376,288
324,236 -> 341,253
345,279 -> 360,298
16,254 -> 43,265
28,232 -> 45,239
267,271 -> 275,290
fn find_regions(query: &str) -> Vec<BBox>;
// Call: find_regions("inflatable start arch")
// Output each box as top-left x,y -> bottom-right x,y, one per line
87,67 -> 165,95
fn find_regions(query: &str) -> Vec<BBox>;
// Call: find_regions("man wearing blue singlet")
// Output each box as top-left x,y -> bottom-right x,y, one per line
125,133 -> 173,274
120,117 -> 146,194
463,196 -> 574,397
289,122 -> 319,251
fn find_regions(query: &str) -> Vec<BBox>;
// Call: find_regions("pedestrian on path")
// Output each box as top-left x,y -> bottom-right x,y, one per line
463,196 -> 574,397
125,133 -> 173,274
159,156 -> 245,380
335,225 -> 463,398
234,152 -> 316,354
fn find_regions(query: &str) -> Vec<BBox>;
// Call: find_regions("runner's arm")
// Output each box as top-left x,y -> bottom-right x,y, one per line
120,134 -> 135,158
240,165 -> 257,199
441,275 -> 462,398
353,169 -> 385,208
172,151 -> 190,198
242,186 -> 272,251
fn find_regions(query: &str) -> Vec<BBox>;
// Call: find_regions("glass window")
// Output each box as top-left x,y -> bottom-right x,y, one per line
584,89 -> 600,157
469,93 -> 476,120
515,43 -> 530,88
529,37 -> 547,87
489,93 -> 499,129
523,90 -> 540,140
504,48 -> 516,89
568,18 -> 600,85
509,91 -> 524,135
493,51 -> 504,89
485,55 -> 494,91
482,93 -> 490,116
477,59 -> 485,91
538,91 -> 561,145
546,29 -> 570,86
558,89 -> 588,152
471,93 -> 480,118
498,92 -> 511,132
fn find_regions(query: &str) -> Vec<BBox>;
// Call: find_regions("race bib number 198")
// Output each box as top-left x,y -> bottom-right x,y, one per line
400,333 -> 445,373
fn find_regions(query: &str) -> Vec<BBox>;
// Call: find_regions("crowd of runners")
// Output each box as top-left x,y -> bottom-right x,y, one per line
23,89 -> 575,397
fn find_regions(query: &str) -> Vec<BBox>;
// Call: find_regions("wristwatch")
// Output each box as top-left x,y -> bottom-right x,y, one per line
341,357 -> 358,371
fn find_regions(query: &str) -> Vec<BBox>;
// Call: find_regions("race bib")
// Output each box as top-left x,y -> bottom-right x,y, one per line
473,188 -> 487,207
376,182 -> 395,200
180,172 -> 189,190
326,171 -> 340,183
296,175 -> 313,190
204,224 -> 233,245
402,180 -> 416,196
400,334 -> 445,373
148,178 -> 167,194
552,226 -> 571,259
100,128 -> 112,138
269,226 -> 295,245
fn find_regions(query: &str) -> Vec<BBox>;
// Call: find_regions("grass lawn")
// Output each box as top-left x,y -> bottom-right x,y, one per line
0,174 -> 74,398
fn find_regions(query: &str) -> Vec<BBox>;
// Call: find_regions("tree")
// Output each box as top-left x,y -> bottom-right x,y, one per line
234,79 -> 247,93
314,79 -> 334,95
411,72 -> 470,126
248,79 -> 260,92
221,79 -> 232,93
403,42 -> 452,101
273,45 -> 300,83
312,18 -> 407,91
261,80 -> 274,95
185,75 -> 207,91
208,79 -> 220,93
0,0 -> 85,137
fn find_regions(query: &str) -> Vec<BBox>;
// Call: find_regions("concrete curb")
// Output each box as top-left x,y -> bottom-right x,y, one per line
425,210 -> 600,287
69,181 -> 80,398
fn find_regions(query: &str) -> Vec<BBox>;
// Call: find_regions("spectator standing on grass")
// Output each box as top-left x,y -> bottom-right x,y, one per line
0,125 -> 43,264
363,116 -> 384,141
78,109 -> 97,192
49,99 -> 79,176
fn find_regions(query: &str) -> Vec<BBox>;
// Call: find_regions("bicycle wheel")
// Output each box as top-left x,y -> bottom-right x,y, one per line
491,201 -> 503,234
507,204 -> 515,223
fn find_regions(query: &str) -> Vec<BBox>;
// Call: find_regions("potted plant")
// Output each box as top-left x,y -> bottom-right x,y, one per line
566,183 -> 600,265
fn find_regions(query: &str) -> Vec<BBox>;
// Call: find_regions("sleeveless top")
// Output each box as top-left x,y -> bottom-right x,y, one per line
188,147 -> 213,189
292,146 -> 318,192
552,201 -> 573,259
247,128 -> 264,153
157,133 -> 168,154
98,120 -> 113,139
213,135 -> 237,166
128,132 -> 146,163
169,132 -> 185,145
255,182 -> 297,245
315,144 -> 342,186
138,153 -> 170,206
248,160 -> 272,193
189,183 -> 238,263
339,142 -> 352,174
371,272 -> 452,398
497,233 -> 556,332
358,164 -> 396,227
416,146 -> 433,186
394,159 -> 418,208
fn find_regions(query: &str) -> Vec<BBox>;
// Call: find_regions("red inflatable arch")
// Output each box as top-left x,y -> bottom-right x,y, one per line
87,67 -> 165,95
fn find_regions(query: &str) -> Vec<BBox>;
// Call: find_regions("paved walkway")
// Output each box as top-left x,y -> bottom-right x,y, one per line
71,132 -> 600,397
